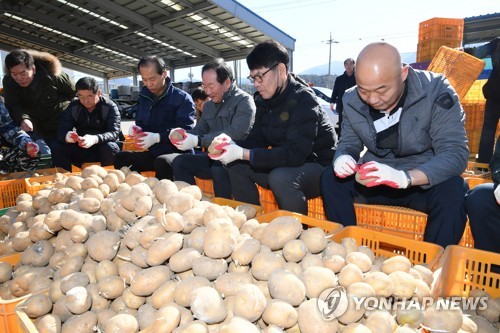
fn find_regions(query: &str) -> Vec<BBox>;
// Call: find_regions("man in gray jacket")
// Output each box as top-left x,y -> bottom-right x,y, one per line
320,42 -> 469,248
167,58 -> 256,198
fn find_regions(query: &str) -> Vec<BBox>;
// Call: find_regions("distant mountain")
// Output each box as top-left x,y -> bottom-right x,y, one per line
300,52 -> 417,75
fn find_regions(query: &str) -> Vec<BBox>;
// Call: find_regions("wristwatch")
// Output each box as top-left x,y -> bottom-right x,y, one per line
404,171 -> 412,188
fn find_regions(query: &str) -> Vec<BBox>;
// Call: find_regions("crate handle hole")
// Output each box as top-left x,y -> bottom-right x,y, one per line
378,241 -> 407,255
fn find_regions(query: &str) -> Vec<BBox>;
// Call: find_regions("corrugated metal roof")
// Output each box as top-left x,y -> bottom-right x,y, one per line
463,12 -> 500,45
0,0 -> 295,78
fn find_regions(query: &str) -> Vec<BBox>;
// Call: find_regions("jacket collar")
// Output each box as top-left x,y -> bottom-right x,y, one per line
255,73 -> 298,108
140,77 -> 172,100
218,82 -> 237,104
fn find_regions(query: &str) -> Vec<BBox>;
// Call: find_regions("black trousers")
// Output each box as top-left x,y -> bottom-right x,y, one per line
477,98 -> 500,163
171,153 -> 232,198
227,161 -> 325,215
113,151 -> 173,180
465,183 -> 500,253
320,165 -> 468,248
52,141 -> 119,172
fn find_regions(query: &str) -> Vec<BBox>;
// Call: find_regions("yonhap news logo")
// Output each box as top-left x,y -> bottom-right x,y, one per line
317,286 -> 489,321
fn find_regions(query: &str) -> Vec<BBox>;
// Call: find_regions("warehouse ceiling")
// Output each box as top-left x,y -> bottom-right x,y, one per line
0,0 -> 295,78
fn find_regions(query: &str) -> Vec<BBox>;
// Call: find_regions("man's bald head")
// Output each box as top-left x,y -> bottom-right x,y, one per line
355,42 -> 408,111
357,42 -> 402,81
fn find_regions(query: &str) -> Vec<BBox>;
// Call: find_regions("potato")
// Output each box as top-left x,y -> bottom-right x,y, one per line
251,251 -> 286,281
86,230 -> 121,262
259,216 -> 303,250
299,227 -> 327,253
343,323 -> 372,332
268,270 -> 306,306
150,280 -> 178,309
86,283 -> 110,312
347,282 -> 375,298
364,310 -> 396,333
422,300 -> 463,332
231,237 -> 261,266
192,256 -> 228,280
301,266 -> 338,299
338,263 -> 364,288
20,240 -> 54,267
219,316 -> 260,333
149,303 -> 181,332
59,256 -> 85,278
34,314 -> 61,333
153,179 -> 179,204
78,197 -> 101,213
0,262 -> 11,283
262,299 -> 298,329
173,276 -> 211,307
396,307 -> 424,328
180,185 -> 203,201
381,255 -> 411,274
239,219 -> 260,237
337,294 -> 365,325
298,298 -> 339,333
203,219 -> 240,259
146,233 -> 183,266
214,272 -> 253,298
323,254 -> 346,273
60,272 -> 90,294
130,266 -> 172,297
169,248 -> 202,273
66,286 -> 92,314
364,271 -> 394,298
101,313 -> 139,333
190,286 -> 227,324
345,252 -> 372,273
22,293 -> 53,318
184,226 -> 207,253
282,239 -> 308,263
389,271 -> 417,299
130,246 -> 148,268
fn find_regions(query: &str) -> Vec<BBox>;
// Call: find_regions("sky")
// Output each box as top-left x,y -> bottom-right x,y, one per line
234,0 -> 500,75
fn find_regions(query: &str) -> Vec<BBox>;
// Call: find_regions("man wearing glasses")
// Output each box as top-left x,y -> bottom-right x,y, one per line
209,40 -> 337,215
52,77 -> 121,171
168,58 -> 255,198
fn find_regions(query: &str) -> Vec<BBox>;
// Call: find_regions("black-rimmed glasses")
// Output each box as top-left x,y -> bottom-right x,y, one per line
247,63 -> 279,83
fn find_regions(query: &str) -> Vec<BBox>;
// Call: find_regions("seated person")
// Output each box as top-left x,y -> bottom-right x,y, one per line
113,55 -> 195,179
52,77 -> 121,171
320,42 -> 469,248
209,40 -> 337,215
0,99 -> 39,174
191,86 -> 209,121
465,135 -> 500,253
168,58 -> 255,198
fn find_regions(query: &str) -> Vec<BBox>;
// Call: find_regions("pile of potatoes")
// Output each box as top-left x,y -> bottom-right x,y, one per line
0,165 -> 498,333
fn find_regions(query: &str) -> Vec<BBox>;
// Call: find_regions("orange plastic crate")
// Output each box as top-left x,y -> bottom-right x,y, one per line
255,210 -> 343,234
330,226 -> 444,267
432,245 -> 500,298
195,177 -> 215,198
122,135 -> 146,152
0,179 -> 25,209
210,197 -> 263,216
24,168 -> 70,196
0,253 -> 30,333
462,79 -> 486,104
417,39 -> 462,63
418,17 -> 463,42
427,46 -> 486,101
464,177 -> 493,189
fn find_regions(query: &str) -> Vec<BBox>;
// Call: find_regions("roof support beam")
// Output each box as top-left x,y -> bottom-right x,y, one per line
83,0 -> 221,58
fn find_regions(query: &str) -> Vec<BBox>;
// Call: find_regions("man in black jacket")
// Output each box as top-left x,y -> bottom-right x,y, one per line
52,77 -> 121,171
330,58 -> 356,137
465,135 -> 500,253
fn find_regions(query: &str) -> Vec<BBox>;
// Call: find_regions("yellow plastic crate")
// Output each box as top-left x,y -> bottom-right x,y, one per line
210,197 -> 263,216
330,226 -> 444,267
432,245 -> 500,298
427,46 -> 486,101
0,253 -> 29,333
24,168 -> 70,196
255,210 -> 343,234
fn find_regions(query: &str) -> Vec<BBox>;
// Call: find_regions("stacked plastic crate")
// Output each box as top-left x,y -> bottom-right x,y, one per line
416,17 -> 464,62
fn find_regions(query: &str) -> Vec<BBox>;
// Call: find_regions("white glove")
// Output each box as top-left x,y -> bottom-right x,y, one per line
136,132 -> 160,149
213,133 -> 233,144
65,131 -> 79,143
21,119 -> 33,132
358,161 -> 409,189
173,132 -> 198,151
164,153 -> 180,165
168,127 -> 186,144
334,155 -> 359,178
26,142 -> 39,157
494,185 -> 500,205
78,134 -> 99,149
128,125 -> 143,137
210,143 -> 243,165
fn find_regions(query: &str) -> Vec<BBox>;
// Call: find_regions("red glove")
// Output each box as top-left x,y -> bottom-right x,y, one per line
26,142 -> 39,157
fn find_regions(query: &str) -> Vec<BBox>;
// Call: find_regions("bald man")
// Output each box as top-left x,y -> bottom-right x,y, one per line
320,42 -> 469,248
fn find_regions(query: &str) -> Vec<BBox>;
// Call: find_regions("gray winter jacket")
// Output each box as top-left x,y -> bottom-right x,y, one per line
337,67 -> 469,188
190,83 -> 255,147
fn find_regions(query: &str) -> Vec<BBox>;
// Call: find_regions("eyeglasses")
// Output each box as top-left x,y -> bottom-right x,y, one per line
247,63 -> 279,83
